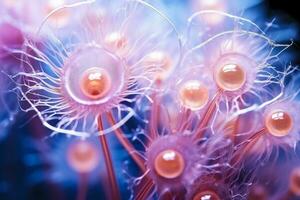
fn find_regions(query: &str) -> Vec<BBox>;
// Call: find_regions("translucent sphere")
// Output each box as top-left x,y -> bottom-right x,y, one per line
179,80 -> 209,110
80,67 -> 112,100
193,190 -> 221,200
67,141 -> 99,173
265,110 -> 293,137
154,149 -> 185,179
215,63 -> 246,91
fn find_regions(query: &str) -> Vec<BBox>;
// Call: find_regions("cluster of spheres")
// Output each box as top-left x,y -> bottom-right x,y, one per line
0,0 -> 300,200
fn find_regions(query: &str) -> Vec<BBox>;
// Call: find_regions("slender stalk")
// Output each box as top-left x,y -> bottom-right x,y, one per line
136,177 -> 154,200
230,99 -> 243,144
149,93 -> 159,139
217,116 -> 239,143
230,128 -> 267,166
97,115 -> 120,200
178,108 -> 192,132
231,116 -> 240,144
77,173 -> 88,200
107,112 -> 146,172
107,113 -> 155,199
194,90 -> 222,139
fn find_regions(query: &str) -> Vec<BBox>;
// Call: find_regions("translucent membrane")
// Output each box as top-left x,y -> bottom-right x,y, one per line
215,63 -> 246,91
179,80 -> 209,110
154,149 -> 185,179
290,168 -> 300,196
64,46 -> 124,106
104,32 -> 128,52
67,141 -> 99,173
80,67 -> 112,100
194,0 -> 226,25
193,190 -> 221,200
2,0 -> 18,8
265,110 -> 293,137
143,51 -> 172,80
45,0 -> 71,27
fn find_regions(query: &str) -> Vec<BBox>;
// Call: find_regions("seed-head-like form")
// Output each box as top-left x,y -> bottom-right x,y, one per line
14,0 -> 181,137
3,1 -> 298,200
167,11 -> 295,142
227,73 -> 300,165
181,11 -> 291,116
161,65 -> 218,137
127,96 -> 237,199
138,132 -> 229,199
257,100 -> 300,154
145,134 -> 202,193
0,0 -> 94,139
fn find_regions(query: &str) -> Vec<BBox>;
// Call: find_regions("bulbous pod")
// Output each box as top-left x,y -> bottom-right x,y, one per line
232,94 -> 300,163
145,134 -> 201,197
182,10 -> 291,114
15,0 -> 181,137
171,66 -> 217,112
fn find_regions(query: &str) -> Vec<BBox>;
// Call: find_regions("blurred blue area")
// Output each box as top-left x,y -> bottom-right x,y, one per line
0,113 -> 132,200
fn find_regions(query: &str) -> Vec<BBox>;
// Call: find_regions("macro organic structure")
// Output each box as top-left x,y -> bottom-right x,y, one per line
0,0 -> 299,200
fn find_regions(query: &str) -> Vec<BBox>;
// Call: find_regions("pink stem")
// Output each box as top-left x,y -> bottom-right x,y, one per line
107,112 -> 146,172
194,90 -> 222,139
98,115 -> 120,200
77,173 -> 88,200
